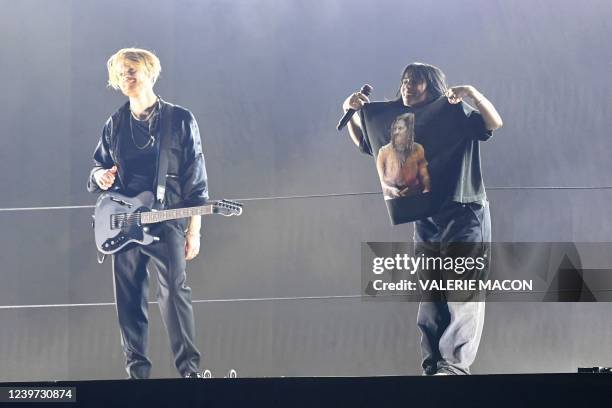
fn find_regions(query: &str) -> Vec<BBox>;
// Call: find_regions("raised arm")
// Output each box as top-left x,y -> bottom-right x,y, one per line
446,85 -> 503,131
341,91 -> 370,149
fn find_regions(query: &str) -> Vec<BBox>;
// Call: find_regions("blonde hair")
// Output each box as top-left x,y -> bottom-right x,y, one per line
106,48 -> 162,90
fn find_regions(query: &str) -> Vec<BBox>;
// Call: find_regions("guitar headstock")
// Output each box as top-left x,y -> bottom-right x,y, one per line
212,199 -> 243,216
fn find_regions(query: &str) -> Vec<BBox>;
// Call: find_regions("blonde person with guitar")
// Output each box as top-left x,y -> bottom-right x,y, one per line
87,48 -> 215,379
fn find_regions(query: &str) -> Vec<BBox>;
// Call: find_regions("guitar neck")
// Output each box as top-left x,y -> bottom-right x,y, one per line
140,205 -> 213,224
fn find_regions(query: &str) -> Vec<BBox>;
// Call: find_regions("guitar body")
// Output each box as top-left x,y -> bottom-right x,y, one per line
93,191 -> 242,255
94,191 -> 156,254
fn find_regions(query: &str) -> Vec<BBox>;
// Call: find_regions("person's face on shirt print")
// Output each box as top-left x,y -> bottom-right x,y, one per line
391,120 -> 410,152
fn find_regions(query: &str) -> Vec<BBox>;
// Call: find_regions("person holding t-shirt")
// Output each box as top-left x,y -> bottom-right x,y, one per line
341,62 -> 503,375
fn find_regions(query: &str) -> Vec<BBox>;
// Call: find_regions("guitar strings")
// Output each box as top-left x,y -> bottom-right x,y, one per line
110,207 -> 223,228
110,209 -> 213,228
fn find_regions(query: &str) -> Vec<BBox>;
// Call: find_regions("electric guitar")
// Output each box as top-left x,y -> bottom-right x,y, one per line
93,191 -> 242,254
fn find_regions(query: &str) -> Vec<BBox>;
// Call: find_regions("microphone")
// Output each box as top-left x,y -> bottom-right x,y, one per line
337,84 -> 373,131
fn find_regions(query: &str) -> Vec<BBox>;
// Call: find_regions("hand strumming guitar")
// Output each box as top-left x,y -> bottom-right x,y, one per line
94,166 -> 118,190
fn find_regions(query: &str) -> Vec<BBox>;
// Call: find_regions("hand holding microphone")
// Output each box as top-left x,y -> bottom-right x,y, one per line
337,84 -> 372,131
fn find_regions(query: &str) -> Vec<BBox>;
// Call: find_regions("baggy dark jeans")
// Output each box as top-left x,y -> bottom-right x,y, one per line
112,220 -> 201,379
414,200 -> 491,375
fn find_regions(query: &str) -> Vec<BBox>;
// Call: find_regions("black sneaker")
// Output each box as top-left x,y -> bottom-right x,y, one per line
185,369 -> 212,379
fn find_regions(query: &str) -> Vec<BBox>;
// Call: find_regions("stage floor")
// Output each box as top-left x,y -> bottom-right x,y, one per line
1,373 -> 611,407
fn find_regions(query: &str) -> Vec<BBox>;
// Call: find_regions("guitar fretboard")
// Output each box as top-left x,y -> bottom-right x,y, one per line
140,205 -> 213,224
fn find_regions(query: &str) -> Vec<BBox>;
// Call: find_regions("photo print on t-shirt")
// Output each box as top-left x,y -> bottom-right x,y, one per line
359,96 -> 490,225
376,113 -> 431,200
359,100 -> 443,224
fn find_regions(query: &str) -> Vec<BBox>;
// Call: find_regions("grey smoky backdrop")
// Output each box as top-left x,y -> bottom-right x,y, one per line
0,0 -> 611,380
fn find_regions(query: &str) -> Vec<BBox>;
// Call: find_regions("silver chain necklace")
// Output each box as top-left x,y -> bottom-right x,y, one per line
129,108 -> 156,150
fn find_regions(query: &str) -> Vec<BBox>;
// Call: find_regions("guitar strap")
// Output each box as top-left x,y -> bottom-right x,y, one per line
96,100 -> 174,264
156,102 -> 175,207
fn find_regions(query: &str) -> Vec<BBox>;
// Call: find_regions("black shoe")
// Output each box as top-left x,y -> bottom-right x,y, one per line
185,372 -> 203,379
185,369 -> 212,379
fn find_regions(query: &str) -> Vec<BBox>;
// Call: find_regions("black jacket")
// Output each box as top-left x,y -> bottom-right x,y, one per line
87,98 -> 209,209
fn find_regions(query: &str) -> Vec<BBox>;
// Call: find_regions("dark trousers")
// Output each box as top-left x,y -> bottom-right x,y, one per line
112,220 -> 200,378
414,200 -> 491,375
